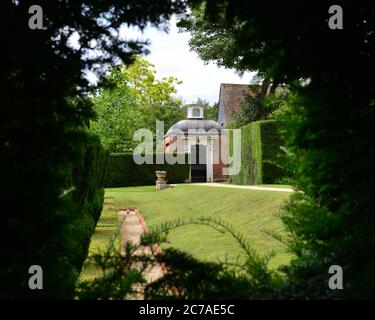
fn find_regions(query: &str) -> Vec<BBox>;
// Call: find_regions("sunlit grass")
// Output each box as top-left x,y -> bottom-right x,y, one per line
105,184 -> 293,270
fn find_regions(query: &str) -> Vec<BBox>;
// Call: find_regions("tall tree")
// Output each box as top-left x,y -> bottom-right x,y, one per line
91,57 -> 184,152
182,0 -> 375,298
0,0 -> 189,298
123,58 -> 184,133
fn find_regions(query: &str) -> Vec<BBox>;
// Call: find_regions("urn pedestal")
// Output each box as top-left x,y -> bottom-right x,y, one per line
155,171 -> 168,191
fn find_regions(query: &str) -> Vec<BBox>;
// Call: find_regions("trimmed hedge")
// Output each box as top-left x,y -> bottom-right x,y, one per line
1,130 -> 108,299
69,134 -> 108,270
230,120 -> 285,185
104,153 -> 190,187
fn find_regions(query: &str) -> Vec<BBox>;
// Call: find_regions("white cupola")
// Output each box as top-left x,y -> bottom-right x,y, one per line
187,104 -> 204,119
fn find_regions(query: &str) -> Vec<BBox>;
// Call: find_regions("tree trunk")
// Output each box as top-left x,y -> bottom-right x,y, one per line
269,82 -> 278,95
258,77 -> 270,120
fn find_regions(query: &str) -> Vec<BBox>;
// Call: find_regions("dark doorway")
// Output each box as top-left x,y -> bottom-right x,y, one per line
191,144 -> 207,182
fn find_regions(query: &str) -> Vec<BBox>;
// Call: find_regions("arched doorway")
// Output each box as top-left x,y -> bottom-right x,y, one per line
190,144 -> 207,182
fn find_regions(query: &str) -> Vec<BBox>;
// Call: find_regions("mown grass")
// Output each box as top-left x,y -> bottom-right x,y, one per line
258,184 -> 293,189
104,184 -> 293,270
78,196 -> 120,281
218,182 -> 293,189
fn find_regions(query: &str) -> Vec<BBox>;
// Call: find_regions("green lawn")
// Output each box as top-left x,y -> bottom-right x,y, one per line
258,184 -> 293,189
218,182 -> 293,189
79,196 -> 120,281
103,184 -> 293,270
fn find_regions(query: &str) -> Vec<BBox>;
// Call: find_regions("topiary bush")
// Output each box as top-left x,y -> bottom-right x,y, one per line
230,120 -> 286,185
103,153 -> 190,187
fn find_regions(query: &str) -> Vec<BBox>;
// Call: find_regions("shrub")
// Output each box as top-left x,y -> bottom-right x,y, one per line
230,120 -> 285,185
0,131 -> 107,299
103,153 -> 189,187
278,83 -> 375,299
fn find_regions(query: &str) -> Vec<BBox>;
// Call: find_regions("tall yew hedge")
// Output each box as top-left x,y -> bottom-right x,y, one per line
230,120 -> 285,185
69,134 -> 108,269
1,131 -> 107,299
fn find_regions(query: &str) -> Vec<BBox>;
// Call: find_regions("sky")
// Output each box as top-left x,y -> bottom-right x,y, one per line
117,16 -> 256,104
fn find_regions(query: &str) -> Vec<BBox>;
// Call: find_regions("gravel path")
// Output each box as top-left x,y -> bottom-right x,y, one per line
117,208 -> 165,296
183,182 -> 294,192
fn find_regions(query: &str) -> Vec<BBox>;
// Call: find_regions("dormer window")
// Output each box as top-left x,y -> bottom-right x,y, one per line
192,108 -> 201,118
187,104 -> 204,119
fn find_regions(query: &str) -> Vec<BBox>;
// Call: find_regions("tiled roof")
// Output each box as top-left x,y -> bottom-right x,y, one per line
217,83 -> 258,126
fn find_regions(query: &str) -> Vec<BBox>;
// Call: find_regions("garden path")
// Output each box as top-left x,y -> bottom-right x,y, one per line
180,182 -> 294,192
118,208 -> 165,299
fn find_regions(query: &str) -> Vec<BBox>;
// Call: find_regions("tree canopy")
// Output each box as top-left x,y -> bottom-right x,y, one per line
1,0 -> 190,299
2,0 -> 375,299
181,0 -> 375,298
181,1 -> 373,84
90,57 -> 184,152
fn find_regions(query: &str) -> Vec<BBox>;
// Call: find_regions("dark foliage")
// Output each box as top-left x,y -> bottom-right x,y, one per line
145,248 -> 274,299
184,0 -> 375,297
0,0 -> 189,298
1,130 -> 107,299
103,153 -> 190,187
69,134 -> 108,269
3,0 -> 375,300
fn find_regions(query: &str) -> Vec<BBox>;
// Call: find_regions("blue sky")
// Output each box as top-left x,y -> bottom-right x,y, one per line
118,16 -> 255,104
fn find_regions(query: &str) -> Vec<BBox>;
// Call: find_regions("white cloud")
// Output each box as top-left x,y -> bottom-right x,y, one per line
119,16 -> 255,104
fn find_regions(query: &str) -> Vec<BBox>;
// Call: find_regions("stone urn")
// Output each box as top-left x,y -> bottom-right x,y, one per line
155,171 -> 168,191
155,170 -> 167,182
